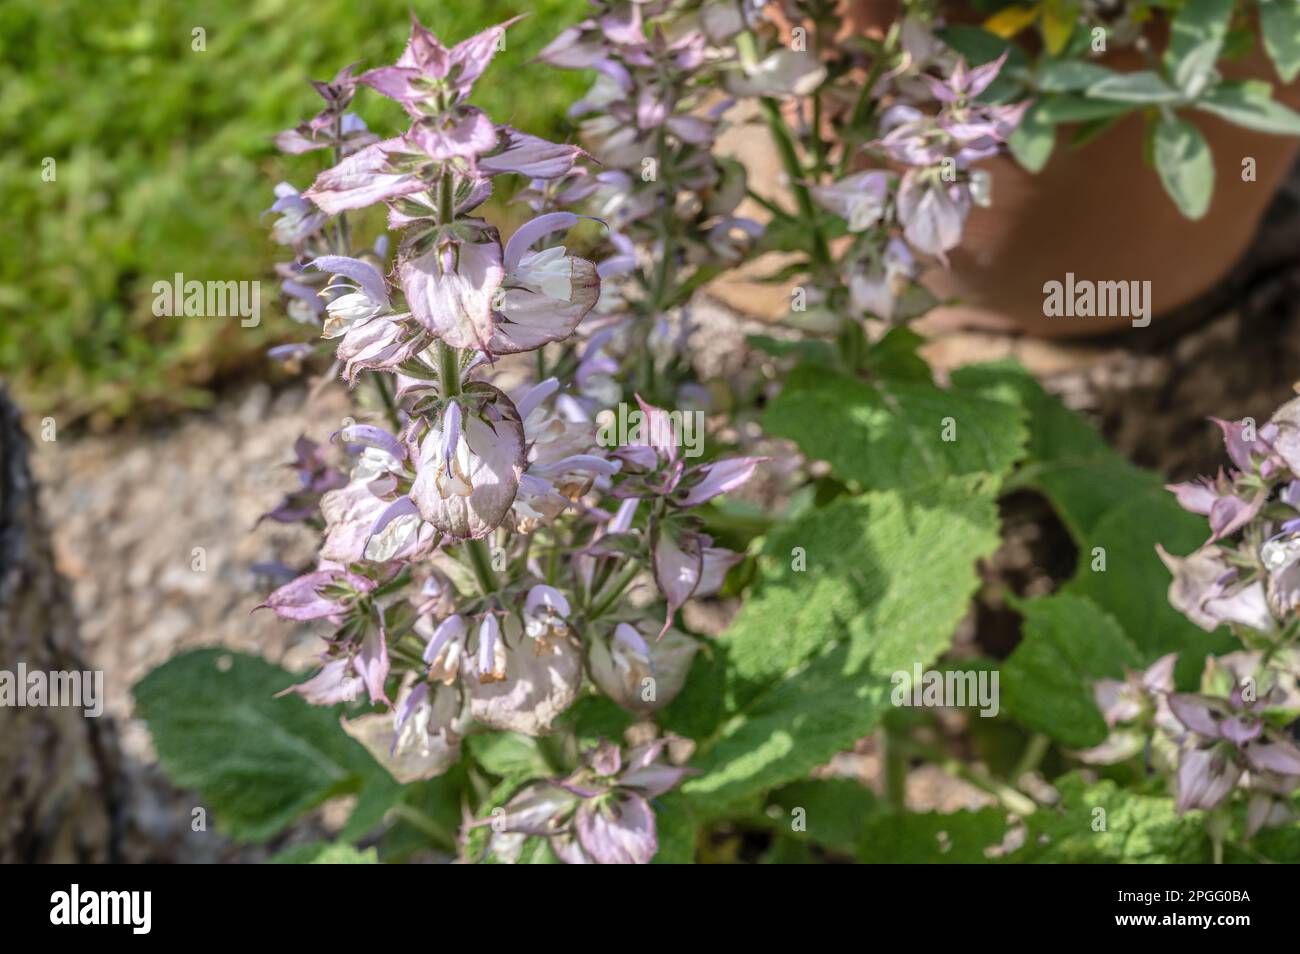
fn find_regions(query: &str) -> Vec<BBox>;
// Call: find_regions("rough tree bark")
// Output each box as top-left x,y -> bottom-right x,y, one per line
0,387 -> 123,862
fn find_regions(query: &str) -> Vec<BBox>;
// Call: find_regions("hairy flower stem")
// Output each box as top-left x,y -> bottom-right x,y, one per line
437,341 -> 461,398
437,169 -> 456,223
635,130 -> 677,397
434,170 -> 464,402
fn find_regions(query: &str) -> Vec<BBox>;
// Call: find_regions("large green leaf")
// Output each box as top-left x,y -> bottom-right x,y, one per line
1036,94 -> 1137,123
682,641 -> 895,811
763,363 -> 1027,492
1035,59 -> 1117,93
1196,81 -> 1300,136
1153,114 -> 1215,219
1261,0 -> 1300,84
1002,594 -> 1141,748
134,649 -> 398,842
378,768 -> 467,860
1008,99 -> 1057,174
1062,495 -> 1226,668
1085,70 -> 1180,104
770,779 -> 880,854
651,793 -> 698,864
683,477 -> 1001,808
1164,0 -> 1234,84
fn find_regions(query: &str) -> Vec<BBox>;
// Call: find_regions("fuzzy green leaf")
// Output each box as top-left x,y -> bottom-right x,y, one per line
1086,70 -> 1180,104
1154,114 -> 1215,220
1261,0 -> 1300,83
763,363 -> 1028,492
683,478 -> 1001,808
1002,594 -> 1141,748
134,649 -> 396,843
1196,81 -> 1300,136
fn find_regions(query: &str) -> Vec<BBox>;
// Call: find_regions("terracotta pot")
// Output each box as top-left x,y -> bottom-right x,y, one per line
713,2 -> 1300,337
924,50 -> 1300,338
910,2 -> 1300,336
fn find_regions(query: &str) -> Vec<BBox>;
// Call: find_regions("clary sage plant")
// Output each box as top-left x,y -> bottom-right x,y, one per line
257,14 -> 765,864
131,1 -> 1300,864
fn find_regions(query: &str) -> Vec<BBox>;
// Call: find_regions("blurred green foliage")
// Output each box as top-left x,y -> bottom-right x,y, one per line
0,0 -> 586,422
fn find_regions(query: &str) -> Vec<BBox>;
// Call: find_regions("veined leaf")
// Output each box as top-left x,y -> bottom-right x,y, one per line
763,363 -> 1028,492
134,649 -> 399,843
1001,593 -> 1141,748
651,793 -> 698,864
859,807 -> 1012,862
859,773 -> 1216,863
1014,773 -> 1210,862
769,779 -> 880,854
683,478 -> 1000,808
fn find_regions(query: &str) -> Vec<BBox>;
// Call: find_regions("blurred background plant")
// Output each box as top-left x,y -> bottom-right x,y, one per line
0,0 -> 587,425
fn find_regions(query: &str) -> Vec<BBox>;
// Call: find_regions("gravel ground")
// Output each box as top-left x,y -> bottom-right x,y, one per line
29,379 -> 357,860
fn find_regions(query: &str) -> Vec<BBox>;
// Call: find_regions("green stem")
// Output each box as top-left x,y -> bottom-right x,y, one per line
883,728 -> 908,810
759,97 -> 831,270
897,737 -> 1038,817
810,89 -> 827,177
545,540 -> 560,586
437,170 -> 455,223
372,569 -> 413,599
466,537 -> 497,596
835,22 -> 901,179
1012,732 -> 1051,782
745,186 -> 794,221
588,559 -> 642,620
372,372 -> 400,430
